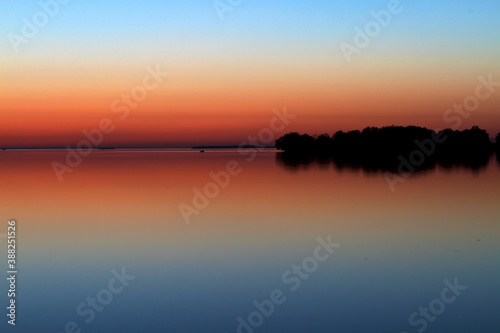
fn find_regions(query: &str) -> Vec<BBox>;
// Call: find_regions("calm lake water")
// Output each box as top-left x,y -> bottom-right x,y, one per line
1,150 -> 499,333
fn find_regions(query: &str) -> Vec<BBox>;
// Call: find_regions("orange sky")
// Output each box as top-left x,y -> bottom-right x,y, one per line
1,2 -> 499,147
1,57 -> 499,148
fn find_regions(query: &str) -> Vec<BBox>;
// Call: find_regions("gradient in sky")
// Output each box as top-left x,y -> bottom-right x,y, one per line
1,0 -> 499,147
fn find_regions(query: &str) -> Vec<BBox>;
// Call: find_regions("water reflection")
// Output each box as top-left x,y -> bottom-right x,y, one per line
275,151 -> 498,175
1,150 -> 499,332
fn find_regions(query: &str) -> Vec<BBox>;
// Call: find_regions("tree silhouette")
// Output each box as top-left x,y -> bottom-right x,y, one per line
276,125 -> 495,171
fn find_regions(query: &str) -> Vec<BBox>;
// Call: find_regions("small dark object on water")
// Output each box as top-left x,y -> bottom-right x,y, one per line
200,150 -> 205,153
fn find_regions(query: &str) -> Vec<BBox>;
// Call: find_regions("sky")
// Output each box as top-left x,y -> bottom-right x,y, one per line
0,0 -> 499,147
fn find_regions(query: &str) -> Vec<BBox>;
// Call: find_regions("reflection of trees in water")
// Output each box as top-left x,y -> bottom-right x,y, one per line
275,152 -> 494,175
275,126 -> 498,175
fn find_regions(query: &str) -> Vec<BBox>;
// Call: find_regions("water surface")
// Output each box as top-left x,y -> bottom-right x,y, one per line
0,150 -> 499,332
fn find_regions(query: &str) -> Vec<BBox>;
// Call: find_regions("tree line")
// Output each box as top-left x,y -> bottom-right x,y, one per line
275,126 -> 498,169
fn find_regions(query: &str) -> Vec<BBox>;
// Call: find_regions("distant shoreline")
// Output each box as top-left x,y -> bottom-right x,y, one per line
0,146 -> 276,151
191,145 -> 275,149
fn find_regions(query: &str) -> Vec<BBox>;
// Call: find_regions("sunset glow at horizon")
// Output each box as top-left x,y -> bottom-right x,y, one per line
1,0 -> 499,147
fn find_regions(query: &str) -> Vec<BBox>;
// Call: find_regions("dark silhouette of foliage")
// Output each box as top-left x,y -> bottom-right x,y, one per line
275,125 -> 495,171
